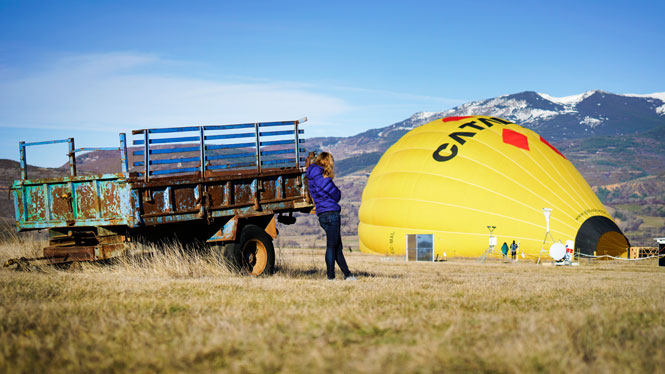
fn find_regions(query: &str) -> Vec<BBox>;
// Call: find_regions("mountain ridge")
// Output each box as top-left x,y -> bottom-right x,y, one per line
309,89 -> 665,161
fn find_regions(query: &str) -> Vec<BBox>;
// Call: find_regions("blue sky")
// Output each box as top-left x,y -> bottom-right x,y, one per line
1,0 -> 664,167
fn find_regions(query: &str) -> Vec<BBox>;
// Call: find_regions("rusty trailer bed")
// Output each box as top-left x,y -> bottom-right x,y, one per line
9,119 -> 314,272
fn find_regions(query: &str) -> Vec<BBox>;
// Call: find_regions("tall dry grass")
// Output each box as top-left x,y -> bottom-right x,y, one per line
1,234 -> 665,374
0,222 -> 45,260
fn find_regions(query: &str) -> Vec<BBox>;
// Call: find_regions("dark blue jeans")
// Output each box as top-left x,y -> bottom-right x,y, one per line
318,211 -> 351,279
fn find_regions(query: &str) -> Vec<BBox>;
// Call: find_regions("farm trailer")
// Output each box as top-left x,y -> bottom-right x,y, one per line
7,118 -> 315,275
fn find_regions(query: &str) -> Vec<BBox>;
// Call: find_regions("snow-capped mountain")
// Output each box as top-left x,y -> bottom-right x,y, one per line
367,90 -> 665,143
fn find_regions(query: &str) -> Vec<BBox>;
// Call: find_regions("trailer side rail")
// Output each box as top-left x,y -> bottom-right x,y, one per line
131,118 -> 308,181
18,134 -> 130,180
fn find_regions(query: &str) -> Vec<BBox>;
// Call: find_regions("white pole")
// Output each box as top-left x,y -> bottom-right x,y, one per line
543,208 -> 552,233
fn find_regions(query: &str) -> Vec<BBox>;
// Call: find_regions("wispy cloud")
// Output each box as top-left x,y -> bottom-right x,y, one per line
0,52 -> 350,132
0,51 -> 467,150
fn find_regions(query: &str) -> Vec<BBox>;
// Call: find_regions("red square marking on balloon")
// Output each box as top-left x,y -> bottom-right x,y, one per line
442,116 -> 473,122
540,136 -> 566,159
502,129 -> 530,150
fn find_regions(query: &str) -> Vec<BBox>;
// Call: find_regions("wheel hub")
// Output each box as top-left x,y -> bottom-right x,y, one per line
243,239 -> 268,275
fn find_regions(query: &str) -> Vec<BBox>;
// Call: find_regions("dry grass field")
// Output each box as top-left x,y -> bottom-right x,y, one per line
1,235 -> 665,374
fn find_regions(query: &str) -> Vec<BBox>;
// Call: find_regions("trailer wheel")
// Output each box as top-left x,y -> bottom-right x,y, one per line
231,224 -> 275,275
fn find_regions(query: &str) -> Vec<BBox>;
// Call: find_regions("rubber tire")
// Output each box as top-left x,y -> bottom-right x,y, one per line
228,225 -> 275,276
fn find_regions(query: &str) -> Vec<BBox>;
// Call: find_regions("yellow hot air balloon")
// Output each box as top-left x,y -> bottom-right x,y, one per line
358,116 -> 629,259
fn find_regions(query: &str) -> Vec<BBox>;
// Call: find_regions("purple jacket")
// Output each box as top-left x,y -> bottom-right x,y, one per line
306,164 -> 341,215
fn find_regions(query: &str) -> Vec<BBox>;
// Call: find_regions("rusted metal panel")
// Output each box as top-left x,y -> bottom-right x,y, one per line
251,179 -> 260,210
206,184 -> 224,209
207,216 -> 239,242
141,188 -> 168,216
276,176 -> 284,200
141,212 -> 201,226
13,169 -> 312,231
25,185 -> 48,222
265,215 -> 277,239
284,176 -> 301,198
48,228 -> 78,247
234,181 -> 253,206
74,181 -> 97,219
13,188 -> 24,224
223,181 -> 232,206
99,180 -> 131,219
12,174 -> 135,231
130,189 -> 142,226
44,245 -> 95,262
173,186 -> 198,212
42,243 -> 127,263
261,177 -> 277,201
42,225 -> 128,262
49,183 -> 74,221
136,170 -> 314,224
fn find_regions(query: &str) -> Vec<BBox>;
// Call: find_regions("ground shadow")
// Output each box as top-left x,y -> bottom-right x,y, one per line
274,265 -> 384,279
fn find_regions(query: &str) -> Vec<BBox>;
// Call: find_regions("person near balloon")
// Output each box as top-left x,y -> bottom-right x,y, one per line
510,240 -> 518,260
306,152 -> 356,281
501,242 -> 509,260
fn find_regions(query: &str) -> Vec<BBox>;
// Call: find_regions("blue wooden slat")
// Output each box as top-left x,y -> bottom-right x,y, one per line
204,132 -> 254,141
203,123 -> 255,131
261,157 -> 307,166
137,167 -> 200,176
261,159 -> 294,166
259,139 -> 294,147
151,167 -> 200,175
208,162 -> 256,170
258,121 -> 297,128
133,146 -> 200,156
148,126 -> 200,134
133,135 -> 200,146
134,156 -> 200,167
259,129 -> 304,137
206,152 -> 255,161
205,142 -> 255,151
258,130 -> 293,136
261,149 -> 294,156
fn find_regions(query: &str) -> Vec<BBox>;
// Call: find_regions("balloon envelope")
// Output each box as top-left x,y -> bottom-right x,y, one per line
358,116 -> 629,258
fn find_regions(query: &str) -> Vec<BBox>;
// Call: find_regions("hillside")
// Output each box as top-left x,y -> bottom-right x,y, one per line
0,159 -> 68,219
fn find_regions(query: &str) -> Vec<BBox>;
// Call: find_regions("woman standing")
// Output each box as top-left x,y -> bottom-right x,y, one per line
306,152 -> 355,280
